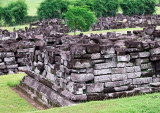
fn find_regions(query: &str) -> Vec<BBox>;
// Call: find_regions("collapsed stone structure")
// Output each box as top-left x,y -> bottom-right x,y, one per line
92,14 -> 160,31
16,26 -> 160,107
1,16 -> 160,107
30,14 -> 160,32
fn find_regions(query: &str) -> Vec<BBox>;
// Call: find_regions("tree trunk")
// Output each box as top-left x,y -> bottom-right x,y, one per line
74,29 -> 76,35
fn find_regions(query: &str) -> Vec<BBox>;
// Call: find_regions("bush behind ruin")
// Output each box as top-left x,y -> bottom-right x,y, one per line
0,7 -> 3,21
120,0 -> 156,16
2,0 -> 28,26
37,0 -> 69,20
72,0 -> 119,17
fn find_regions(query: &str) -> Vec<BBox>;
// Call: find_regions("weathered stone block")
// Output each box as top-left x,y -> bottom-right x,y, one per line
130,53 -> 139,59
104,54 -> 115,59
105,81 -> 123,88
133,77 -> 152,85
95,62 -> 116,70
150,47 -> 160,55
67,82 -> 86,95
87,93 -> 106,101
94,69 -> 111,75
134,66 -> 141,72
6,64 -> 18,69
126,67 -> 135,73
92,60 -> 105,64
0,52 -> 14,57
86,45 -> 100,53
117,63 -> 126,67
150,55 -> 160,61
112,68 -> 125,74
112,74 -> 127,81
87,83 -> 104,93
0,63 -> 6,69
71,73 -> 94,82
127,72 -> 141,79
95,75 -> 112,83
141,63 -> 152,70
138,52 -> 150,58
104,85 -> 134,93
136,59 -> 149,65
101,47 -> 115,54
117,55 -> 130,62
70,59 -> 92,69
91,53 -> 101,59
126,63 -> 134,67
150,82 -> 160,87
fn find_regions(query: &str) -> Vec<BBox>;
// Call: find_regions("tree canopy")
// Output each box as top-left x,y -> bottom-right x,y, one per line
37,0 -> 69,20
65,6 -> 97,34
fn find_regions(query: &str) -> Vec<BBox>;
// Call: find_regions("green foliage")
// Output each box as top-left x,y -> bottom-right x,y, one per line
141,0 -> 156,15
0,7 -> 3,20
72,0 -> 119,17
2,0 -> 28,25
120,0 -> 156,16
65,6 -> 97,34
2,7 -> 13,25
37,0 -> 69,20
102,0 -> 119,17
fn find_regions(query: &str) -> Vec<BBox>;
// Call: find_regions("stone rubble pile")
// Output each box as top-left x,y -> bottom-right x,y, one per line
92,14 -> 160,31
27,14 -> 160,33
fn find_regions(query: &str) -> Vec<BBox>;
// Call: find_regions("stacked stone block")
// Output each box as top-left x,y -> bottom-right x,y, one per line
0,52 -> 18,75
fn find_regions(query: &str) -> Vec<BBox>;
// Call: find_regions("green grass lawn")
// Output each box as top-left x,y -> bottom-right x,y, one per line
0,73 -> 37,113
0,73 -> 160,113
0,24 -> 29,31
68,26 -> 160,35
68,27 -> 144,35
31,93 -> 160,113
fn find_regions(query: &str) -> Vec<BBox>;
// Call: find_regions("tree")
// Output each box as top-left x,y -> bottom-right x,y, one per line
72,0 -> 119,17
120,0 -> 156,16
37,0 -> 69,20
2,0 -> 28,25
0,6 -> 3,21
65,6 -> 97,35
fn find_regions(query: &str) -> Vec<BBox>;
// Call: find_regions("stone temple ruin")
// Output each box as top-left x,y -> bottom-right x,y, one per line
1,15 -> 160,107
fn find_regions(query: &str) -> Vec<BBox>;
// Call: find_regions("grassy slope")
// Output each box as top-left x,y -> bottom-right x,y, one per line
31,93 -> 160,113
0,73 -> 37,113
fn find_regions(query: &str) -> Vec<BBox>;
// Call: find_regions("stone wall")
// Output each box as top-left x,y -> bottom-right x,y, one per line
1,19 -> 160,107
17,26 -> 160,107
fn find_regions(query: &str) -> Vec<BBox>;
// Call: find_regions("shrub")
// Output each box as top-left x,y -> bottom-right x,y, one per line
141,0 -> 156,15
2,0 -> 28,25
120,0 -> 156,16
72,0 -> 119,17
65,6 -> 97,34
2,7 -> 13,25
0,7 -> 3,20
37,0 -> 69,20
102,0 -> 119,17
